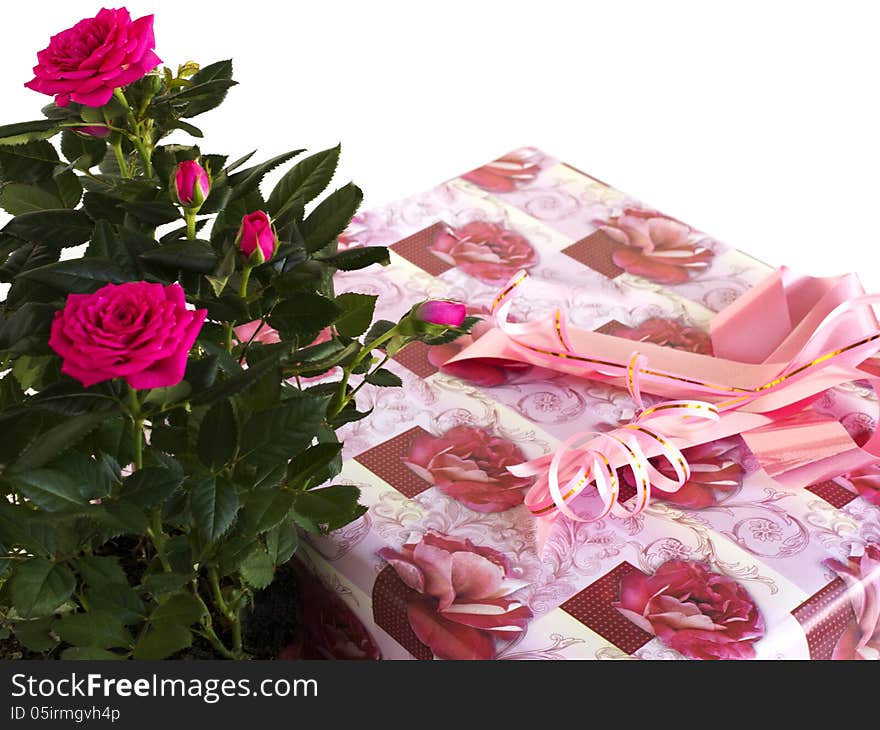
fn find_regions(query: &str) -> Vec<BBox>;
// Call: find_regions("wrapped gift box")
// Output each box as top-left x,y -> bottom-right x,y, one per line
298,147 -> 880,660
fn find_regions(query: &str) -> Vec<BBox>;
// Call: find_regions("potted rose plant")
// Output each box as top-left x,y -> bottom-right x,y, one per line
0,8 -> 472,659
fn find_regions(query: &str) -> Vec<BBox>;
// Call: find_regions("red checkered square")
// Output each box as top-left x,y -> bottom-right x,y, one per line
791,577 -> 856,659
354,426 -> 434,498
560,561 -> 653,654
390,222 -> 452,276
561,230 -> 624,279
805,480 -> 858,509
372,566 -> 433,660
392,340 -> 438,379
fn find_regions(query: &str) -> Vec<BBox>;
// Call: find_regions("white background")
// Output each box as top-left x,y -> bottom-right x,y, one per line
2,0 -> 879,287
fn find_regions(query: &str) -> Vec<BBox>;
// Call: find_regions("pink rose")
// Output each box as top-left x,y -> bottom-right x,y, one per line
403,425 -> 534,512
615,560 -> 764,660
431,221 -> 538,284
623,439 -> 744,510
604,317 -> 713,355
837,464 -> 880,507
174,160 -> 210,208
601,208 -> 713,285
25,8 -> 161,108
461,149 -> 542,192
237,211 -> 277,264
379,532 -> 532,660
824,544 -> 880,660
48,282 -> 206,390
416,300 -> 466,327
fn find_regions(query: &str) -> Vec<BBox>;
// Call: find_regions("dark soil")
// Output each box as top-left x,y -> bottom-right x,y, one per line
242,562 -> 301,659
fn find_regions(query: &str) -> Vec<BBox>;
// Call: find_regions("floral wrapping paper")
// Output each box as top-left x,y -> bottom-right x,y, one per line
297,148 -> 880,660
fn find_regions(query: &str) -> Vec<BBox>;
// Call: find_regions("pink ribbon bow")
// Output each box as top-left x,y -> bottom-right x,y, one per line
446,267 -> 880,537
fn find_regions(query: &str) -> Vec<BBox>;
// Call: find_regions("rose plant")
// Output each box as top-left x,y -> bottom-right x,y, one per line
0,9 -> 473,660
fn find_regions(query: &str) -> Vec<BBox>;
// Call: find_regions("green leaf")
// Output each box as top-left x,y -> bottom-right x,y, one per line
239,550 -> 274,589
286,442 -> 343,490
188,349 -> 283,407
266,522 -> 299,565
267,144 -> 340,213
197,399 -> 238,469
300,183 -> 363,253
241,489 -> 296,534
54,610 -> 132,650
60,130 -> 107,170
61,647 -> 125,660
151,592 -> 205,626
0,120 -> 61,146
0,241 -> 60,284
334,292 -> 378,338
240,393 -> 327,467
84,583 -> 145,625
0,174 -> 82,215
13,617 -> 58,653
319,246 -> 390,271
10,469 -> 89,511
92,501 -> 149,537
86,220 -> 138,278
364,368 -> 403,387
227,149 -> 304,202
190,475 -> 240,542
205,244 -> 236,296
0,302 -> 55,355
2,209 -> 93,248
218,536 -> 256,577
295,484 -> 364,528
141,572 -> 193,596
8,558 -> 76,618
0,140 -> 59,182
141,240 -> 217,273
143,381 -> 192,408
120,465 -> 184,509
268,293 -> 340,339
76,556 -> 128,587
120,200 -> 181,225
18,257 -> 128,293
133,622 -> 192,660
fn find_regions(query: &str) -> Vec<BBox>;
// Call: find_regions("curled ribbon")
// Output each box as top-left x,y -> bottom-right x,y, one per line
445,267 -> 880,530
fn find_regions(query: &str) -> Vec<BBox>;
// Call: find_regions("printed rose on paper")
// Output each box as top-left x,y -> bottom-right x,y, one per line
403,425 -> 534,512
378,532 -> 532,660
623,439 -> 744,510
835,463 -> 880,507
600,208 -> 713,285
614,560 -> 765,659
430,221 -> 538,285
824,544 -> 880,660
604,317 -> 713,355
461,149 -> 544,193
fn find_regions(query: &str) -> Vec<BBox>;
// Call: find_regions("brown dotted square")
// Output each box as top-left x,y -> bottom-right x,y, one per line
392,340 -> 438,379
354,426 -> 434,498
594,319 -> 627,335
805,480 -> 858,509
791,577 -> 856,659
372,566 -> 433,660
390,222 -> 452,276
560,561 -> 653,654
561,230 -> 624,279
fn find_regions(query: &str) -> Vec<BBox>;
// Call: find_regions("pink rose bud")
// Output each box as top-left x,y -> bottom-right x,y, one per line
174,160 -> 211,208
236,211 -> 278,264
74,125 -> 111,138
417,300 -> 467,327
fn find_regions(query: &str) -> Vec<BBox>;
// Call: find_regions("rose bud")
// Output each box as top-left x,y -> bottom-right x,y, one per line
173,160 -> 211,209
236,211 -> 278,264
74,125 -> 111,138
416,300 -> 467,328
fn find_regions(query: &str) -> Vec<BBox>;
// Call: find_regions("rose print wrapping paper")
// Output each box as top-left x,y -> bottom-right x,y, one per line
296,148 -> 880,660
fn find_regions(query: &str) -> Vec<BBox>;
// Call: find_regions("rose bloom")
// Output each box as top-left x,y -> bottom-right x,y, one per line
604,317 -> 713,355
601,208 -> 713,285
48,282 -> 206,390
431,221 -> 538,285
623,439 -> 744,510
25,8 -> 161,107
403,425 -> 534,512
614,560 -> 764,660
461,149 -> 543,193
379,532 -> 531,660
836,463 -> 880,507
824,544 -> 880,660
416,300 -> 466,327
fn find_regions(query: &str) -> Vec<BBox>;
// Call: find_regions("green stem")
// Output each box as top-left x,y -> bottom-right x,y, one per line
113,87 -> 153,178
239,266 -> 253,299
127,387 -> 143,471
185,211 -> 197,240
192,586 -> 240,660
223,323 -> 234,353
110,139 -> 130,178
208,564 -> 234,620
330,328 -> 400,418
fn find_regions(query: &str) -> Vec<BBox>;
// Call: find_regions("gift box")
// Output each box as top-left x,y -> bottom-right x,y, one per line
297,147 -> 880,660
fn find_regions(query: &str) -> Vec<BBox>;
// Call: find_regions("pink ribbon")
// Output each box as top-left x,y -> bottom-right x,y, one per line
446,267 -> 880,530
